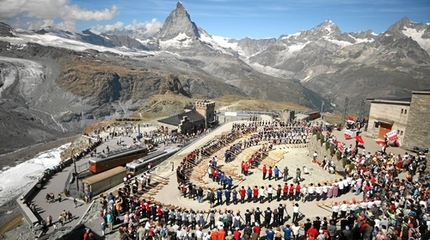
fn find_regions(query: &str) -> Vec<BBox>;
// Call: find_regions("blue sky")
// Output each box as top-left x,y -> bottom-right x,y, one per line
1,0 -> 430,39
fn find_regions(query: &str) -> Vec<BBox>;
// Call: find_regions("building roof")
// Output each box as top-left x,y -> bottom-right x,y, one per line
157,110 -> 205,126
411,90 -> 430,95
367,97 -> 411,106
303,110 -> 321,115
366,96 -> 412,102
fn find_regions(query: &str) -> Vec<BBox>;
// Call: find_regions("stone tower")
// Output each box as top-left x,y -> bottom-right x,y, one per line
195,100 -> 216,128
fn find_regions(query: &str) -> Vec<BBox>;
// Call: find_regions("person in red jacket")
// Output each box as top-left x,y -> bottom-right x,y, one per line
211,228 -> 219,240
233,227 -> 241,240
239,186 -> 246,203
83,228 -> 90,240
283,183 -> 289,200
253,186 -> 259,203
244,163 -> 249,176
262,165 -> 267,180
253,222 -> 261,236
268,166 -> 273,180
306,225 -> 318,239
295,183 -> 301,201
289,184 -> 295,201
218,228 -> 226,240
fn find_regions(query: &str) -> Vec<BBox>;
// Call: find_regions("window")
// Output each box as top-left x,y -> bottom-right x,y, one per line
404,109 -> 407,114
401,109 -> 404,114
400,131 -> 403,135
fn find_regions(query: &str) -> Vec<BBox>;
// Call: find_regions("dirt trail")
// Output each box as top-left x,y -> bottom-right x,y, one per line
0,213 -> 22,235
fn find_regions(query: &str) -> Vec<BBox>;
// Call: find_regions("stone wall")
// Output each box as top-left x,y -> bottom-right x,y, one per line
403,92 -> 430,150
307,133 -> 345,171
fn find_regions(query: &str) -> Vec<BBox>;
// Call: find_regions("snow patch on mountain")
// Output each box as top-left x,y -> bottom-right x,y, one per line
159,32 -> 193,48
0,31 -> 151,57
349,34 -> 375,44
402,27 -> 430,54
323,37 -> 353,47
249,62 -> 294,78
211,36 -> 239,51
198,33 -> 230,54
286,42 -> 309,54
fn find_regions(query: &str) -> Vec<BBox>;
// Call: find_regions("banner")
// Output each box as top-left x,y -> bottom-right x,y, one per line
344,129 -> 353,140
386,130 -> 398,141
337,142 -> 344,152
355,135 -> 364,144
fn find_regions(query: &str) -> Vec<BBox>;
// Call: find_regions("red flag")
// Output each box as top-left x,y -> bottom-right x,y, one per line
344,130 -> 353,140
386,130 -> 398,141
375,139 -> 386,146
355,135 -> 364,144
347,117 -> 355,124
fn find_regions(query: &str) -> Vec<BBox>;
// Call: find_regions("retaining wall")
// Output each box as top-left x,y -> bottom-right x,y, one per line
307,132 -> 345,172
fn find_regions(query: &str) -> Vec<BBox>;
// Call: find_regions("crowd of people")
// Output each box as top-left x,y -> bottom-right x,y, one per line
93,119 -> 429,240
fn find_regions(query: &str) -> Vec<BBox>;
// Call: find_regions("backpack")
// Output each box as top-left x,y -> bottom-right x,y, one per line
244,226 -> 252,236
160,228 -> 168,237
386,227 -> 396,240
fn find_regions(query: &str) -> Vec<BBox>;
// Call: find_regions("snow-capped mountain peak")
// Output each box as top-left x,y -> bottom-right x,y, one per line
157,1 -> 200,40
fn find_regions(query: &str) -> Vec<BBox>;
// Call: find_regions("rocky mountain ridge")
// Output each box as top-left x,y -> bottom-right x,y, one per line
0,2 -> 430,156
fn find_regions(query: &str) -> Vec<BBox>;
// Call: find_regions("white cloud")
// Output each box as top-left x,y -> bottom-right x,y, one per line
124,19 -> 163,36
91,21 -> 124,32
0,0 -> 118,31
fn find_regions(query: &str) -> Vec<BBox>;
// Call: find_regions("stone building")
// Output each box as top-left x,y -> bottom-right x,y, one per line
157,100 -> 217,135
367,90 -> 430,149
366,97 -> 410,141
403,91 -> 430,150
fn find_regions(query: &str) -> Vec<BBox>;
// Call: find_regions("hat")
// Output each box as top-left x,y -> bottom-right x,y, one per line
319,230 -> 323,233
345,226 -> 350,230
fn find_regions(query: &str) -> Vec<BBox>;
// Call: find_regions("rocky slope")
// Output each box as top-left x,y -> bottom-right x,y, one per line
0,2 -> 429,157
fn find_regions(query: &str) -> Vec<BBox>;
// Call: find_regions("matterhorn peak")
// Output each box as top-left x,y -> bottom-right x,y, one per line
157,1 -> 200,40
177,1 -> 185,10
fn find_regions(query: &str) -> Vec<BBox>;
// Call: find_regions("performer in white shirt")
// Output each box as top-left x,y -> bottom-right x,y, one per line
315,183 -> 323,201
292,203 -> 300,223
349,199 -> 358,215
338,180 -> 344,196
360,199 -> 367,210
342,178 -> 349,194
339,200 -> 349,218
301,185 -> 308,203
332,202 -> 340,220
322,182 -> 328,200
